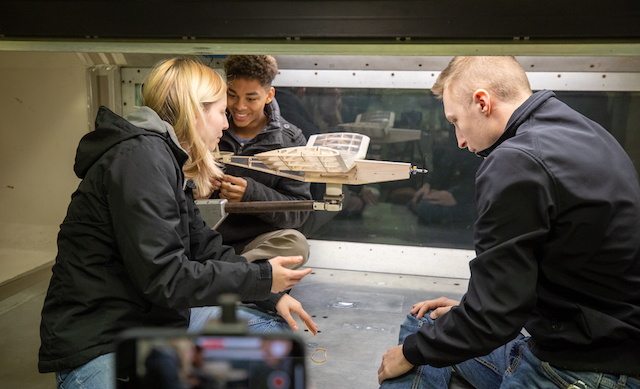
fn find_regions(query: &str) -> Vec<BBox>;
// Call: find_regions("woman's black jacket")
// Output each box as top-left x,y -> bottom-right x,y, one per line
39,107 -> 273,373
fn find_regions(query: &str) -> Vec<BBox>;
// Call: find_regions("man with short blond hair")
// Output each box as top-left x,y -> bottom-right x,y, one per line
430,56 -> 531,105
378,56 -> 640,389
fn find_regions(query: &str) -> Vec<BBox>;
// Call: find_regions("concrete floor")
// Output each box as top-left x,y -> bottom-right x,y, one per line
0,267 -> 470,389
0,275 -> 55,388
289,268 -> 469,389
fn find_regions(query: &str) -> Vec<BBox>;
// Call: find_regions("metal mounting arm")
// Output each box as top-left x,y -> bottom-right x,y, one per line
195,183 -> 346,229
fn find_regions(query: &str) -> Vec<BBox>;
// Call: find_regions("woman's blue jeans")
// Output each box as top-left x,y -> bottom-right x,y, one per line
55,306 -> 289,389
380,312 -> 640,389
56,353 -> 116,389
188,305 -> 291,333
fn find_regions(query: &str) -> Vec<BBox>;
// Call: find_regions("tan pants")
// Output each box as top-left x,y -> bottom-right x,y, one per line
240,229 -> 310,270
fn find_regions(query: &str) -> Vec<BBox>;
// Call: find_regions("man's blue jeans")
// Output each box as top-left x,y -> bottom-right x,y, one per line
380,312 -> 640,389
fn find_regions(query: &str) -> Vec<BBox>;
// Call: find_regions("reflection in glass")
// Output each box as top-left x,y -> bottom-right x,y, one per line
277,87 -> 640,250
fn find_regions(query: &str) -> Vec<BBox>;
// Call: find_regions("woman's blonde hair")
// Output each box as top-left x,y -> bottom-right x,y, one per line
143,57 -> 225,198
431,56 -> 531,106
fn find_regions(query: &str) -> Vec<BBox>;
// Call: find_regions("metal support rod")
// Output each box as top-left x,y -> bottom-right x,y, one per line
224,200 -> 316,213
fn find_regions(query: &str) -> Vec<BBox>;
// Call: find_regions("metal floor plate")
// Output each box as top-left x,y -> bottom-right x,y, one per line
289,268 -> 469,389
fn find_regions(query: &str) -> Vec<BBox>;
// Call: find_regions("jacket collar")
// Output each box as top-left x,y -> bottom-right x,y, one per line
477,90 -> 555,158
265,98 -> 282,130
125,107 -> 188,156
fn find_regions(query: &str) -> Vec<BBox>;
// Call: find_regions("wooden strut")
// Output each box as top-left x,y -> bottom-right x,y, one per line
224,200 -> 316,213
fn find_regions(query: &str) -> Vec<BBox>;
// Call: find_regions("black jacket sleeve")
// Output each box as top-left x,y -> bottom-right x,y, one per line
245,290 -> 288,313
106,143 -> 273,309
403,147 -> 555,367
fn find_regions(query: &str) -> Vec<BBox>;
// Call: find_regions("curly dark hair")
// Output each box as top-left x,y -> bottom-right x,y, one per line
223,55 -> 278,87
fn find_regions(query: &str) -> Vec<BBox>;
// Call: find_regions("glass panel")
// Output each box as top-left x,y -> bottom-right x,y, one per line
282,87 -> 640,250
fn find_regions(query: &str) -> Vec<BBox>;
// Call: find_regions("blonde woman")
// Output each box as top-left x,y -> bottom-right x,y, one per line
39,57 -> 317,389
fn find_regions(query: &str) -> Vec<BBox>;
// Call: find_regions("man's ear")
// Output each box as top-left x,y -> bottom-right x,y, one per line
266,87 -> 276,104
473,89 -> 491,116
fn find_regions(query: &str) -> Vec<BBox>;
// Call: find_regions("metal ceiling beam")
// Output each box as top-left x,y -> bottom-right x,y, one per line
1,1 -> 638,40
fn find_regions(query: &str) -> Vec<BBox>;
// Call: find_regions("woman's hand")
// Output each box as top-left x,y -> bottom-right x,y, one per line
268,256 -> 312,293
193,175 -> 223,199
275,294 -> 318,335
410,297 -> 460,319
211,176 -> 222,192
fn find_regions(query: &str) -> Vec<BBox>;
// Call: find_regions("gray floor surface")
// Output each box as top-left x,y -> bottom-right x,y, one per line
289,268 -> 469,389
0,268 -> 469,389
0,278 -> 55,388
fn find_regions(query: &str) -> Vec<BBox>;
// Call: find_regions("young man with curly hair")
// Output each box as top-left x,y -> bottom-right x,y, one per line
209,55 -> 312,272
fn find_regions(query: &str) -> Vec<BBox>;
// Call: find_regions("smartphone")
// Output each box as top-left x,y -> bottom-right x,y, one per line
115,328 -> 306,389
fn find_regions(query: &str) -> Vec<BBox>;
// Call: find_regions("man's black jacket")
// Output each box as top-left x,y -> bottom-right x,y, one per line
403,90 -> 640,375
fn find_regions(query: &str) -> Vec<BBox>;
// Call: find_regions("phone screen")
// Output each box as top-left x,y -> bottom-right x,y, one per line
116,329 -> 305,389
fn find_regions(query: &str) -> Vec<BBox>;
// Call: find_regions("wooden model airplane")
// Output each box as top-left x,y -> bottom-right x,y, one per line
196,132 -> 427,228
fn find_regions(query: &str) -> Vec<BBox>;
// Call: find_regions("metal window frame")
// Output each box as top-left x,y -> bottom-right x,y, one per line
121,66 -> 640,117
85,64 -> 122,131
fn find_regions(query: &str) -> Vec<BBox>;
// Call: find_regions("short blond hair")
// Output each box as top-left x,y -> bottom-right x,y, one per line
431,56 -> 531,105
143,57 -> 225,198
